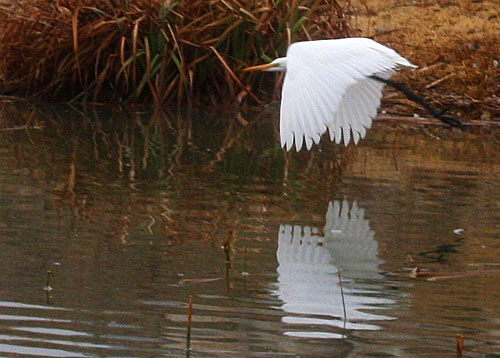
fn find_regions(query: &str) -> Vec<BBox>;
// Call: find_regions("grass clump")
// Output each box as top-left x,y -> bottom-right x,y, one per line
0,0 -> 350,104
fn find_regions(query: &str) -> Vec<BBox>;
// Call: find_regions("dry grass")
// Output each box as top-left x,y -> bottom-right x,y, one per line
351,0 -> 500,119
1,0 -> 497,120
0,0 -> 350,104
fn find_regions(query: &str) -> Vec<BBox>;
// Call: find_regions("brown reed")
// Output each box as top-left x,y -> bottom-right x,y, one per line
0,0 -> 351,104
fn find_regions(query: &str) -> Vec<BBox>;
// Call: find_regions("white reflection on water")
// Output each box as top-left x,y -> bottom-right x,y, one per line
273,200 -> 395,338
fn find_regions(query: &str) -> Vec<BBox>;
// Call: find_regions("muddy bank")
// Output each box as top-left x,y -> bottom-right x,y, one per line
352,0 -> 499,121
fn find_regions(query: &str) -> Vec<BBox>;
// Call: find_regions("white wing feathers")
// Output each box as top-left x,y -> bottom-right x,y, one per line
280,38 -> 416,151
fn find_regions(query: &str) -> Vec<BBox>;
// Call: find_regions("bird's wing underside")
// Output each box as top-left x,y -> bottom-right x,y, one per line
280,38 -> 416,151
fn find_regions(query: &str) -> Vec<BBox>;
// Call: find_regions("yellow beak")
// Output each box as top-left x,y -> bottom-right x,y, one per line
243,63 -> 277,72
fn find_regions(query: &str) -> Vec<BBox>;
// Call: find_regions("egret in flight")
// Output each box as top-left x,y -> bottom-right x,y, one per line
244,38 -> 461,151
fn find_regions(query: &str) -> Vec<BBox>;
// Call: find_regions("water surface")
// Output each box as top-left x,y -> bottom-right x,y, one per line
0,101 -> 499,357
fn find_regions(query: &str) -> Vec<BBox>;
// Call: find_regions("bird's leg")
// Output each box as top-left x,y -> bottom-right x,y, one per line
437,106 -> 450,117
370,75 -> 465,130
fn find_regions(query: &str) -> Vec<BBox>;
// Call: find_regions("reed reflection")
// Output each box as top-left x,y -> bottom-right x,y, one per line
273,200 -> 395,338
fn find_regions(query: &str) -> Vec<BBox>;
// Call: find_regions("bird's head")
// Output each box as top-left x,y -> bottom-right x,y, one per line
243,57 -> 287,72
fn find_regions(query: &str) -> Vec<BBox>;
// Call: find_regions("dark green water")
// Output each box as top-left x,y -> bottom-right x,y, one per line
0,100 -> 500,357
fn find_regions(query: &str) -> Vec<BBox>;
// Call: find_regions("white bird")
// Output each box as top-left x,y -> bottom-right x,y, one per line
243,38 -> 417,151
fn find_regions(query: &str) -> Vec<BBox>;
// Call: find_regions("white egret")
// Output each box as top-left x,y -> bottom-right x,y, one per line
244,38 -> 460,151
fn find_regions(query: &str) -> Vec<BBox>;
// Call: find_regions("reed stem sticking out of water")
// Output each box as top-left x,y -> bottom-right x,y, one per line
186,295 -> 193,356
45,270 -> 55,305
223,230 -> 233,268
456,334 -> 464,358
223,230 -> 233,295
45,270 -> 54,291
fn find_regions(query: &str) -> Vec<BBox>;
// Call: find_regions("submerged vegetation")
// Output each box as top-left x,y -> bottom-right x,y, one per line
0,0 -> 350,104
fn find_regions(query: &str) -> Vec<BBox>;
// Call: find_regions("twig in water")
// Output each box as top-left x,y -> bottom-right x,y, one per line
337,268 -> 347,326
410,266 -> 500,281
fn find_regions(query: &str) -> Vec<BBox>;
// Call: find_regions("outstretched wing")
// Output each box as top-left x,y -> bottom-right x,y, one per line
280,38 -> 416,151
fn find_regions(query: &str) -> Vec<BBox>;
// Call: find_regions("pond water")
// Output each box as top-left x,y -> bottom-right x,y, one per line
0,100 -> 500,357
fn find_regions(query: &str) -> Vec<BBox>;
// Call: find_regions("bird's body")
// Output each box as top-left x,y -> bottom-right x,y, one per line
244,38 -> 417,151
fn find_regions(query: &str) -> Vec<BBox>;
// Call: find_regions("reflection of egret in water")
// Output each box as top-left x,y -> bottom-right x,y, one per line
273,200 -> 395,338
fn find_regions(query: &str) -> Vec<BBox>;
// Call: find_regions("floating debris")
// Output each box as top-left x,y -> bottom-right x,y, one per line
410,267 -> 500,281
178,278 -> 223,286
